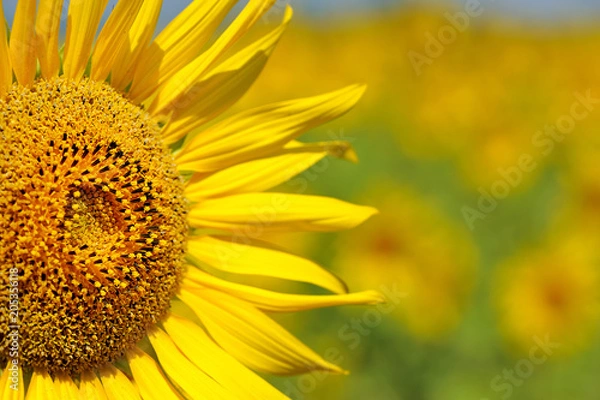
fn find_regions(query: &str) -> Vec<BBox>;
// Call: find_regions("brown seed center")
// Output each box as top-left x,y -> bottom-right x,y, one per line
0,78 -> 188,374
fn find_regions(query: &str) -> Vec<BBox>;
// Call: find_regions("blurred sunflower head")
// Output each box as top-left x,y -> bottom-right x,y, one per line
496,236 -> 600,357
561,140 -> 600,231
0,0 -> 382,397
335,186 -> 477,341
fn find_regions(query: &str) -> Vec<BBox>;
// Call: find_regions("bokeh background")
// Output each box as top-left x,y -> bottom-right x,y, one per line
4,0 -> 600,398
241,1 -> 600,399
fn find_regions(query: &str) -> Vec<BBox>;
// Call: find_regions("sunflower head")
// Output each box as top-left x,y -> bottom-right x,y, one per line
496,237 -> 600,356
0,78 -> 187,374
335,186 -> 477,341
0,0 -> 380,397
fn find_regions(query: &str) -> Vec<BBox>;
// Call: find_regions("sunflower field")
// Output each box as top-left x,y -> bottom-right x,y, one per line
242,4 -> 600,400
1,1 -> 600,399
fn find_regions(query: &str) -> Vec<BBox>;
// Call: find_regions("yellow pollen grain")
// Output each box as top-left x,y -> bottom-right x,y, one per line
0,78 -> 188,375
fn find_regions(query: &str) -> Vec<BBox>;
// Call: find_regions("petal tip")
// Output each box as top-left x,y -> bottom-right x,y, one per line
361,205 -> 379,220
284,5 -> 294,20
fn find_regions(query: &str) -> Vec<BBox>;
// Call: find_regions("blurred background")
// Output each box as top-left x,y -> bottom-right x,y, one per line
241,1 -> 600,399
4,0 -> 600,398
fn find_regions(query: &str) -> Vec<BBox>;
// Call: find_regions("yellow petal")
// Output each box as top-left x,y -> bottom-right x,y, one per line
110,0 -> 163,91
35,0 -> 63,78
25,369 -> 57,400
178,287 -> 345,375
98,365 -> 140,400
128,0 -> 238,102
185,150 -> 326,201
126,347 -> 183,400
285,140 -> 359,163
53,373 -> 79,400
184,268 -> 384,312
91,0 -> 144,82
0,3 -> 11,95
173,85 -> 365,172
10,0 -> 36,85
79,370 -> 108,400
160,50 -> 270,144
147,327 -> 235,400
188,193 -> 378,233
63,0 -> 108,80
1,362 -> 24,400
183,140 -> 357,200
150,2 -> 288,120
163,314 -> 289,400
187,236 -> 347,294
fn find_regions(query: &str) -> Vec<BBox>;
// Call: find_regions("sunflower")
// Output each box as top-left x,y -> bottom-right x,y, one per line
334,186 -> 477,341
495,236 -> 600,357
0,1 -> 382,398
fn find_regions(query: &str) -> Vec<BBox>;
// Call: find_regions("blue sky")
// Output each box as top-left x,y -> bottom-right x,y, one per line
295,0 -> 600,22
3,1 -> 600,27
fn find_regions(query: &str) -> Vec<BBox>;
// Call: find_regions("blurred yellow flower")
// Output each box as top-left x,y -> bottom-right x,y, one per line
335,186 -> 478,341
560,136 -> 600,229
496,237 -> 600,356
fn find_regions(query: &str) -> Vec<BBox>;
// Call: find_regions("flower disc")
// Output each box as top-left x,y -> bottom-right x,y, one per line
0,79 -> 187,373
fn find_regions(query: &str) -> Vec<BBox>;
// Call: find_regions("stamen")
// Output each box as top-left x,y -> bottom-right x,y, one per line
0,78 -> 187,374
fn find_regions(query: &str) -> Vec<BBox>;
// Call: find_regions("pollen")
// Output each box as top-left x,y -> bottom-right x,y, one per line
0,79 -> 188,374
